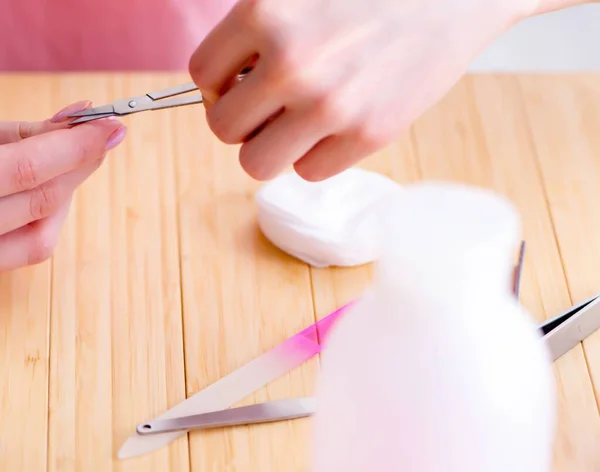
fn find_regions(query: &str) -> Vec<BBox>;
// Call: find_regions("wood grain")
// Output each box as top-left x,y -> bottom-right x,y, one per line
0,76 -> 56,472
169,89 -> 317,472
0,73 -> 598,471
47,75 -> 189,471
518,74 -> 600,470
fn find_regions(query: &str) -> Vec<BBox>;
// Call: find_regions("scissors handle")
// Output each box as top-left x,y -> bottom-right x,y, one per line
136,397 -> 316,435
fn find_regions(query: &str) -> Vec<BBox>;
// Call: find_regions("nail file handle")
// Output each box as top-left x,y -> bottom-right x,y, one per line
136,397 -> 316,435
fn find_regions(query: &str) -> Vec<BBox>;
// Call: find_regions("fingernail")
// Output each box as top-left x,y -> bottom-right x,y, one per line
105,125 -> 127,151
200,88 -> 218,105
50,100 -> 92,123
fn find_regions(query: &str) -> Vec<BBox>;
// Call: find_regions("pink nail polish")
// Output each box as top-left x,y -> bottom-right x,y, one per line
106,125 -> 127,151
50,100 -> 92,123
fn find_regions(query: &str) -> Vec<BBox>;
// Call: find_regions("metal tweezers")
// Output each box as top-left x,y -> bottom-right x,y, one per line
540,293 -> 600,361
67,71 -> 251,125
135,293 -> 600,436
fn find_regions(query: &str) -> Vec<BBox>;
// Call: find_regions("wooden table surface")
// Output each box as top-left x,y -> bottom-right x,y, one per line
1,73 -> 600,471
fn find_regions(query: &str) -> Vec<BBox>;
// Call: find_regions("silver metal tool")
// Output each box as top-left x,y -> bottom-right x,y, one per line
132,295 -> 600,437
129,232 -> 596,437
68,70 -> 251,125
513,240 -> 526,299
512,238 -> 600,360
540,293 -> 600,361
135,397 -> 316,435
67,82 -> 203,125
127,238 -> 600,444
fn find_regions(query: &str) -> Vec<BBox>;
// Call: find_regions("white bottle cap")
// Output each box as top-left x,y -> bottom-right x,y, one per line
375,181 -> 521,300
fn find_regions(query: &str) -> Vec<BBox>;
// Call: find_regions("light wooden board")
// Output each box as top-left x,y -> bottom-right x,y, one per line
170,86 -> 317,472
0,76 -> 56,472
518,74 -> 600,470
0,73 -> 598,471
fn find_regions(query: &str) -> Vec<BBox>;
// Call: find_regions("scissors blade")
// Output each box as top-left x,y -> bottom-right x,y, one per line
69,105 -> 116,118
67,81 -> 209,126
540,294 -> 600,361
136,397 -> 316,435
69,113 -> 116,125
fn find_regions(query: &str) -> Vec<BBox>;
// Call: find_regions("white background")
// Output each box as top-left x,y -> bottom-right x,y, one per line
469,4 -> 600,71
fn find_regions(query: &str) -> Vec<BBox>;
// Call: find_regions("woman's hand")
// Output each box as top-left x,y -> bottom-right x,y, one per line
0,102 -> 127,272
188,0 -> 540,181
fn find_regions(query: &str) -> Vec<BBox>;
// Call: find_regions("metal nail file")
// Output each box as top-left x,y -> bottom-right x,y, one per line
136,397 -> 316,435
130,294 -> 600,438
117,301 -> 355,459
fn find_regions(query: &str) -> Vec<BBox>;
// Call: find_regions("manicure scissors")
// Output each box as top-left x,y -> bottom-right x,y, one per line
67,82 -> 203,125
67,70 -> 251,125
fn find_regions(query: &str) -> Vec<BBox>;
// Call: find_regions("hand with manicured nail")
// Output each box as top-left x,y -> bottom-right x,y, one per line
0,101 -> 127,272
188,0 -> 587,182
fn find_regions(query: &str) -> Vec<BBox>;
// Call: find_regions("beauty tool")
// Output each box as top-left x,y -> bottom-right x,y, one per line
117,301 -> 354,459
119,264 -> 600,460
67,71 -> 249,125
135,397 -> 316,436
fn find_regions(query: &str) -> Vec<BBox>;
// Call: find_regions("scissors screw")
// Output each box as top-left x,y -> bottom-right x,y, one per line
128,100 -> 137,109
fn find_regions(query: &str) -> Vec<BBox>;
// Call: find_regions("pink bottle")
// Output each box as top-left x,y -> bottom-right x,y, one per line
312,181 -> 556,472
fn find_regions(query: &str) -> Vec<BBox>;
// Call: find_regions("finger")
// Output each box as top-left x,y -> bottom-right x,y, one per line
0,157 -> 105,236
0,100 -> 92,145
0,118 -> 126,198
239,107 -> 330,180
188,1 -> 258,104
0,196 -> 72,272
293,133 -> 382,182
206,62 -> 283,144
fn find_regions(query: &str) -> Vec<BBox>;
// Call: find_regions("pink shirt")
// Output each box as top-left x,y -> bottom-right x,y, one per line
1,0 -> 236,71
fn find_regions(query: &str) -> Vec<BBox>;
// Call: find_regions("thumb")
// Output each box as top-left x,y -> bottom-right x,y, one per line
0,100 -> 92,145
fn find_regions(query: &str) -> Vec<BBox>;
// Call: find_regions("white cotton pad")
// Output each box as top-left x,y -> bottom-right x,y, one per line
255,169 -> 403,268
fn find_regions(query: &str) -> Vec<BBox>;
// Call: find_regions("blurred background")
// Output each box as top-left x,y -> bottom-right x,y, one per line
471,4 -> 600,71
1,3 -> 598,72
